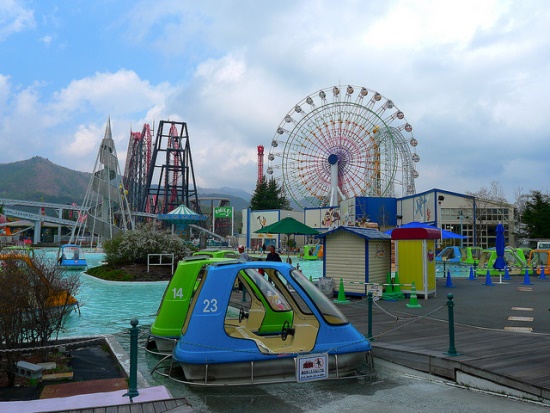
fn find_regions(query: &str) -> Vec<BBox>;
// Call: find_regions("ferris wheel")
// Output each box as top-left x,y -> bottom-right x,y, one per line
266,85 -> 420,209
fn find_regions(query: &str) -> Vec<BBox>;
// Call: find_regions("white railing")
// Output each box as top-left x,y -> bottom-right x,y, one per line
147,253 -> 175,274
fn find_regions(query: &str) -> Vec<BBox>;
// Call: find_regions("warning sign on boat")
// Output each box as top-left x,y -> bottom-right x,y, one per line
296,353 -> 328,382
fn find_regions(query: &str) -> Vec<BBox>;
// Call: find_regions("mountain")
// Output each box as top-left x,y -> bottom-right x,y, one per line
198,190 -> 250,212
199,186 -> 251,203
0,157 -> 90,204
0,157 -> 251,210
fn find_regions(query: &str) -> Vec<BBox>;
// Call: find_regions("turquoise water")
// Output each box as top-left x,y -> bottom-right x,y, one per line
36,249 -> 323,337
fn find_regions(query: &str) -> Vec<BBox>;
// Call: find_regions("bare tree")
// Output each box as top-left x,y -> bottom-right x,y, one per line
0,261 -> 31,385
512,186 -> 529,242
0,255 -> 80,385
465,181 -> 511,248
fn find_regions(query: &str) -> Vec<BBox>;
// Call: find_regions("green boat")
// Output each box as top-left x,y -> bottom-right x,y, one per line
476,248 -> 529,277
192,249 -> 241,259
300,244 -> 323,261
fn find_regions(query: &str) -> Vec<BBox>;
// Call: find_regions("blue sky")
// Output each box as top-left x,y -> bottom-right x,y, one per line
1,0 -> 549,203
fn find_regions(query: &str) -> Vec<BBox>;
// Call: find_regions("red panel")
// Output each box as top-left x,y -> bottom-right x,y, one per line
391,227 -> 441,240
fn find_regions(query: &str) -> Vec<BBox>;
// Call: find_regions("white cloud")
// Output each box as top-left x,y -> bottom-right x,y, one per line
364,0 -> 507,50
0,0 -> 35,41
62,123 -> 103,158
39,35 -> 53,45
2,0 -> 550,203
51,70 -> 170,118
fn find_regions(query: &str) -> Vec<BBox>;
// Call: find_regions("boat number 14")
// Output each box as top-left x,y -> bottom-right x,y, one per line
172,288 -> 184,299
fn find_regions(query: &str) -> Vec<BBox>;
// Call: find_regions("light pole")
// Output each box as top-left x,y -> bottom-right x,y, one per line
457,211 -> 464,248
457,211 -> 469,248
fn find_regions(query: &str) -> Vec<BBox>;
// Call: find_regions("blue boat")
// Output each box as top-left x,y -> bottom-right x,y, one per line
57,244 -> 87,271
155,260 -> 372,385
435,246 -> 482,266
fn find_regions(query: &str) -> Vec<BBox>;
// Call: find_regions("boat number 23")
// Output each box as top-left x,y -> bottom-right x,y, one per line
202,298 -> 218,313
171,289 -> 218,313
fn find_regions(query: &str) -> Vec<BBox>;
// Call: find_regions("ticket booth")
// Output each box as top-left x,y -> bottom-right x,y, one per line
391,227 -> 440,299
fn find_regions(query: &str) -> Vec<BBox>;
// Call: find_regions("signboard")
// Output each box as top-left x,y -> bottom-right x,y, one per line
214,206 -> 232,218
296,353 -> 328,382
366,284 -> 383,300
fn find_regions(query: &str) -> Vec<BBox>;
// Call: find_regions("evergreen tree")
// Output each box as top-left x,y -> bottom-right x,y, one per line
521,190 -> 550,239
249,176 -> 291,211
267,177 -> 290,210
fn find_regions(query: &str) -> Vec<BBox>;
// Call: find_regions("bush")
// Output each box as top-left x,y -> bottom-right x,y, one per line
102,222 -> 192,266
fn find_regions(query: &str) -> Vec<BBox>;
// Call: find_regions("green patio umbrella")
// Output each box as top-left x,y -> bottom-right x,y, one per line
255,217 -> 319,262
255,217 -> 320,236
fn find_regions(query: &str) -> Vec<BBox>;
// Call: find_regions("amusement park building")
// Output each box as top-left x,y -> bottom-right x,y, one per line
239,188 -> 516,250
396,188 -> 516,249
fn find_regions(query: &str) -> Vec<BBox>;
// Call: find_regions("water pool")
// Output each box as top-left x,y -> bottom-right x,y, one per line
36,249 -> 323,337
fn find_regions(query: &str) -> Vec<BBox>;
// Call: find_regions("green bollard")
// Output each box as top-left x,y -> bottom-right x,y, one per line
123,318 -> 140,402
367,291 -> 373,340
446,294 -> 459,356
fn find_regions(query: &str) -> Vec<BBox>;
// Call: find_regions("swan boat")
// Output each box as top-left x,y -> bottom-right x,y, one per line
152,260 -> 373,386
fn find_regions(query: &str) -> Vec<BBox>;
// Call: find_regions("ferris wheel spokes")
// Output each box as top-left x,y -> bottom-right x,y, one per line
267,85 -> 419,208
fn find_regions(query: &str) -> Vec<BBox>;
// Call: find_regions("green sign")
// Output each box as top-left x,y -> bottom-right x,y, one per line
214,206 -> 232,218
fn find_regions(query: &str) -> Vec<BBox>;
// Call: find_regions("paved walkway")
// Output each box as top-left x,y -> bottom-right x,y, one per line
2,386 -> 191,413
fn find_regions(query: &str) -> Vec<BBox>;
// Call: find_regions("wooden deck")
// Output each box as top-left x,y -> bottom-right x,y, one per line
337,277 -> 550,403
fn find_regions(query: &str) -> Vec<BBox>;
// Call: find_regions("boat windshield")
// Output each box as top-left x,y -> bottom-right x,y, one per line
62,246 -> 80,260
439,248 -> 456,260
290,269 -> 348,326
530,251 -> 549,267
244,269 -> 292,312
469,248 -> 482,260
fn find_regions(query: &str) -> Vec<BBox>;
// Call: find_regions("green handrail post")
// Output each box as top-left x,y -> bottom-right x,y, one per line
367,291 -> 373,340
123,318 -> 140,402
446,294 -> 459,356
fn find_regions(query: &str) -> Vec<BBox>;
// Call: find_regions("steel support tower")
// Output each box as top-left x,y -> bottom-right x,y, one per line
257,145 -> 264,184
144,120 -> 201,215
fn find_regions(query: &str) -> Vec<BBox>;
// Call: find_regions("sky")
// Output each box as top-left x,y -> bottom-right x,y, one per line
1,0 -> 549,204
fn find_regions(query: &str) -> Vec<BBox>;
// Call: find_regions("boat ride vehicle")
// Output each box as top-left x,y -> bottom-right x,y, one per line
435,246 -> 482,266
475,248 -> 529,276
528,249 -> 550,276
152,260 -> 373,386
146,256 -> 238,354
56,244 -> 87,271
300,244 -> 323,260
192,249 -> 241,259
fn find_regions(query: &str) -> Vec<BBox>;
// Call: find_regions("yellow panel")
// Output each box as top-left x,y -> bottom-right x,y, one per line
396,240 -> 423,287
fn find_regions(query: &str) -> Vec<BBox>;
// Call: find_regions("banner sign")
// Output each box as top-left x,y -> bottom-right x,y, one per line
214,206 -> 232,218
